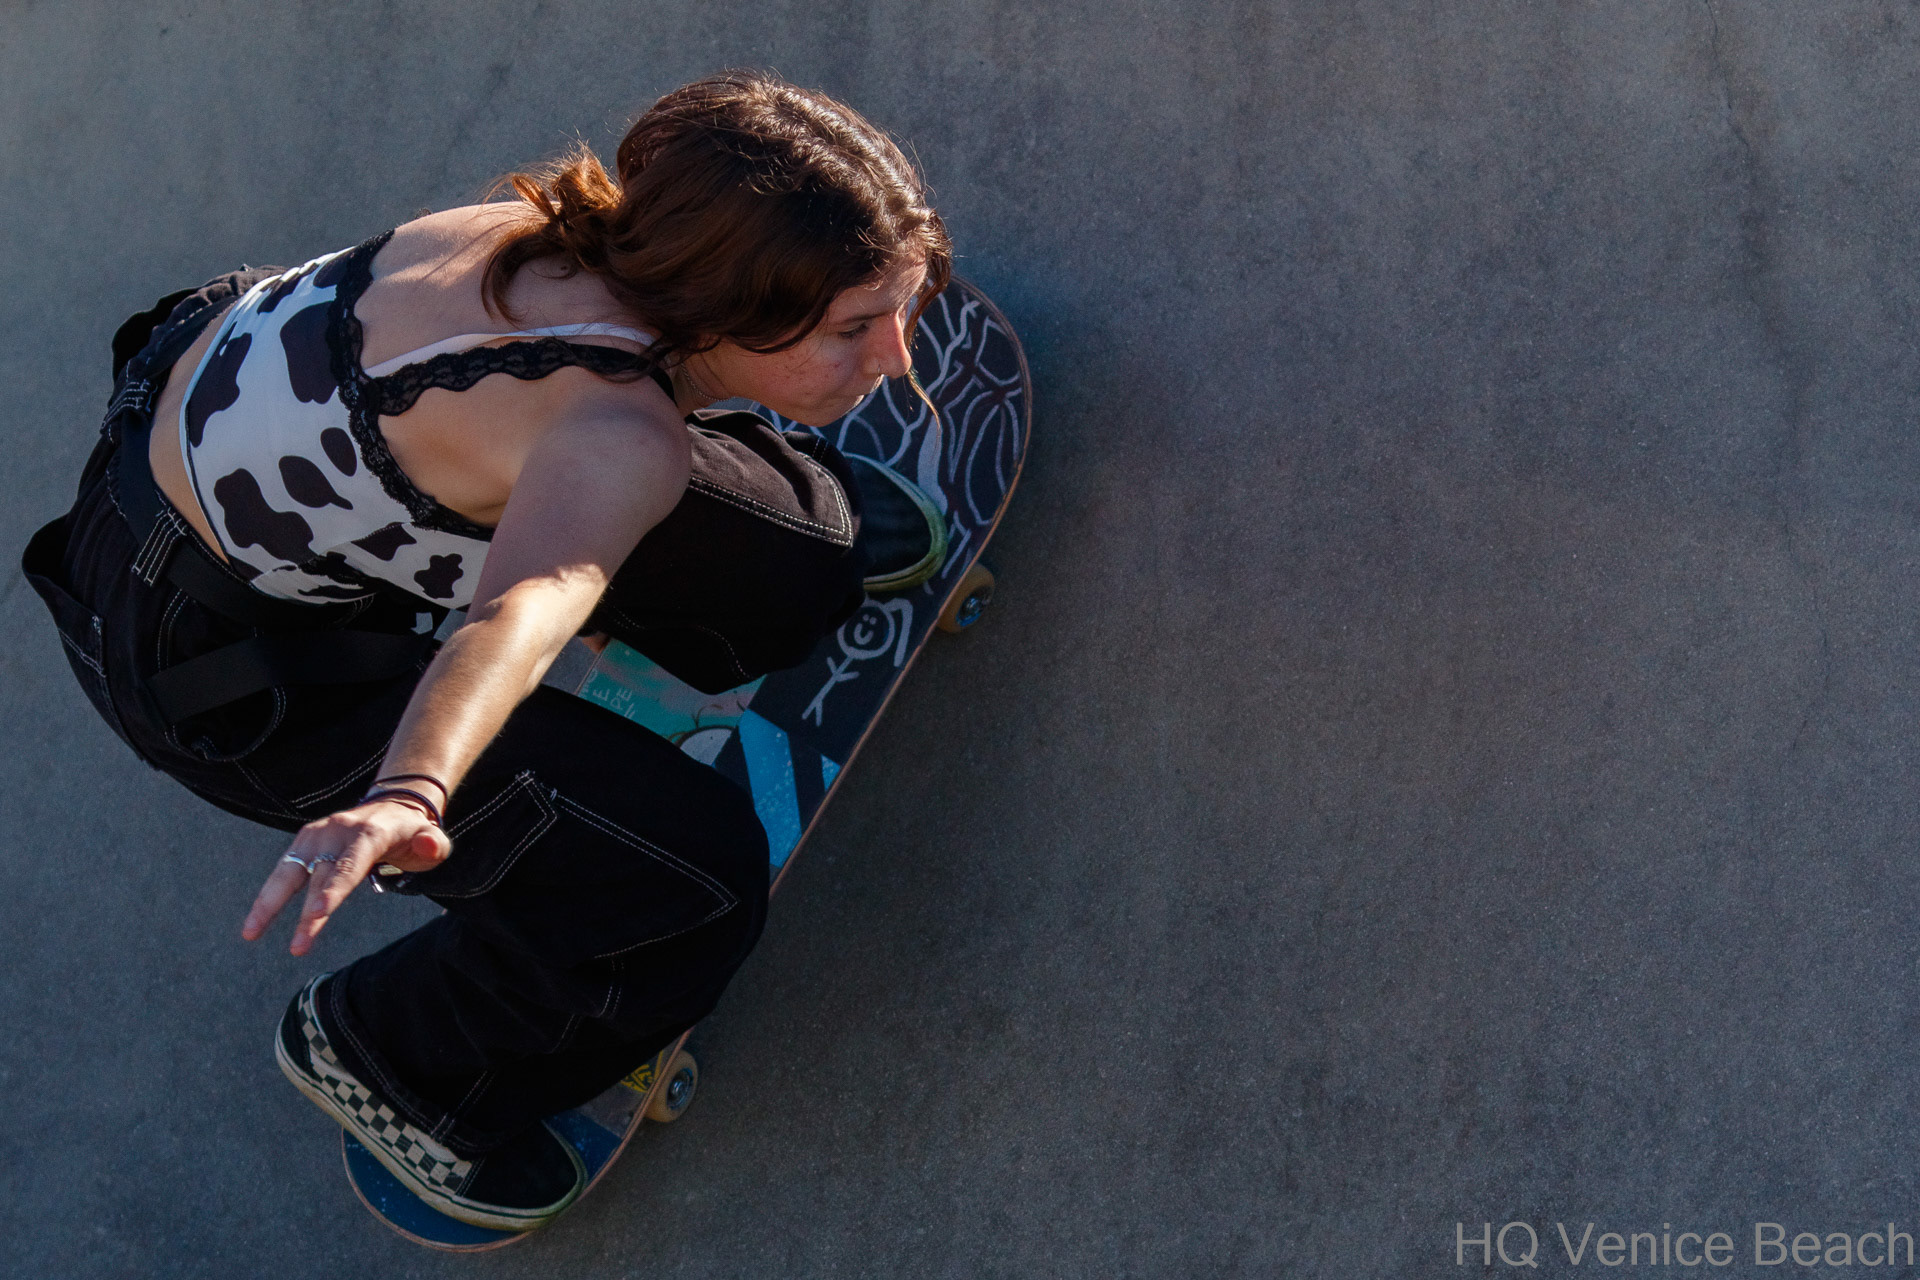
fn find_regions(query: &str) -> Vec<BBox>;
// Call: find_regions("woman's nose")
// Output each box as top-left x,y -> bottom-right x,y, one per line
868,315 -> 912,380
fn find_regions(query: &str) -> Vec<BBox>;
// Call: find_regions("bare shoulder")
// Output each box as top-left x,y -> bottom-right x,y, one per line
552,379 -> 692,476
360,203 -> 644,363
522,370 -> 692,517
375,204 -> 532,280
482,389 -> 693,584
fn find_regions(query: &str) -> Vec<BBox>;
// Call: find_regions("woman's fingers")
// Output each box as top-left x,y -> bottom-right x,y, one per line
398,823 -> 453,870
288,831 -> 385,956
241,857 -> 311,941
288,861 -> 358,956
243,802 -> 448,953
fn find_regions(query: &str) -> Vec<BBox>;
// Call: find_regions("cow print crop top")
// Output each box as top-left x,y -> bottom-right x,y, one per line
177,229 -> 673,608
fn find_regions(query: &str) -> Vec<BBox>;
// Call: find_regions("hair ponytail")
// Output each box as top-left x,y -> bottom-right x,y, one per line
486,143 -> 623,282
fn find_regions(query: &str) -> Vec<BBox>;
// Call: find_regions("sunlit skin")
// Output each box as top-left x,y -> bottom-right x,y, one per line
677,259 -> 922,426
238,251 -> 928,956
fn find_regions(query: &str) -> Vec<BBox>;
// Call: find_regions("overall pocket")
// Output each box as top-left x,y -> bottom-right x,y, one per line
22,516 -> 131,748
397,768 -> 744,965
150,575 -> 285,763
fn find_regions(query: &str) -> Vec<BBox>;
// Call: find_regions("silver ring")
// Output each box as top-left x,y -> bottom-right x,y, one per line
280,851 -> 334,874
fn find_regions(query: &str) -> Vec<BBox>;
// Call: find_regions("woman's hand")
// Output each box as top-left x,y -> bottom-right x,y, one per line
237,393 -> 685,959
241,799 -> 453,955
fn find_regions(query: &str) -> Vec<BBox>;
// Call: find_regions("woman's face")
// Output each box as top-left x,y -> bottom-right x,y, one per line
690,258 -> 926,427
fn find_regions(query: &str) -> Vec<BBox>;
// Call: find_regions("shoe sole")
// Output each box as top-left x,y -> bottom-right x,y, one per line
852,453 -> 950,593
276,992 -> 583,1232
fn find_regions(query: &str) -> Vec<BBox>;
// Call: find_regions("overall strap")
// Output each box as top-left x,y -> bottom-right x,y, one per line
101,270 -> 439,724
113,412 -> 434,723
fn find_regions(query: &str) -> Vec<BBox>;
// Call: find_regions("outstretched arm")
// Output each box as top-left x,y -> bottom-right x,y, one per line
242,397 -> 691,954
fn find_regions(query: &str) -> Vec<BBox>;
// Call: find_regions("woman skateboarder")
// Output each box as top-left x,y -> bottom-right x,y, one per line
23,71 -> 949,1231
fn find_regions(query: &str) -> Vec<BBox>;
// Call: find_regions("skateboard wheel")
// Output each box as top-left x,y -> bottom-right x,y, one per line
937,562 -> 996,633
645,1050 -> 699,1123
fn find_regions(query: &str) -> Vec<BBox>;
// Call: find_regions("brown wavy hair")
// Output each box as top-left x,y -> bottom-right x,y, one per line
483,71 -> 951,375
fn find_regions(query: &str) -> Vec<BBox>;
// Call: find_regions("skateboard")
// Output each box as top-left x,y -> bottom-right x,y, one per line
344,275 -> 1031,1249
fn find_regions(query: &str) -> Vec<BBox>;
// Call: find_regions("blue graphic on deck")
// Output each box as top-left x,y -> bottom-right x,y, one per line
345,1136 -> 509,1246
821,755 -> 841,789
545,1109 -> 623,1169
738,710 -> 802,866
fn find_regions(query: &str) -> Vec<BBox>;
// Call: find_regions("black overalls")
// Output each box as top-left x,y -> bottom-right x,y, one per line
22,267 -> 867,1155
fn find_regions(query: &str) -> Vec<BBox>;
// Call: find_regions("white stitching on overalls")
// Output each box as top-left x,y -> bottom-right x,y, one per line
425,772 -> 555,898
58,630 -> 105,677
444,1068 -> 499,1129
547,796 -> 739,959
131,515 -> 175,585
286,739 -> 390,809
153,589 -> 187,676
686,474 -> 853,543
326,975 -> 424,1127
599,610 -> 751,685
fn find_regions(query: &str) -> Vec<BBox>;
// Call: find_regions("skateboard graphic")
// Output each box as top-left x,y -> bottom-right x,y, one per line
344,276 -> 1031,1249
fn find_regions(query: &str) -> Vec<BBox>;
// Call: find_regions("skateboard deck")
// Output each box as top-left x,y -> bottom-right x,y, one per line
345,275 -> 1031,1249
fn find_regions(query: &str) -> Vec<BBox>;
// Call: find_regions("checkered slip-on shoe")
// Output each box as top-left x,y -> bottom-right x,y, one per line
276,975 -> 586,1232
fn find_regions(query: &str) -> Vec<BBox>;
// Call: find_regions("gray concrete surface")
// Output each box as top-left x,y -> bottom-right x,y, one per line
6,1 -> 1920,1275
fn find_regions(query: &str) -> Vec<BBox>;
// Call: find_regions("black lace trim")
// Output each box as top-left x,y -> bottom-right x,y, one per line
326,230 -> 496,543
368,339 -> 674,416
